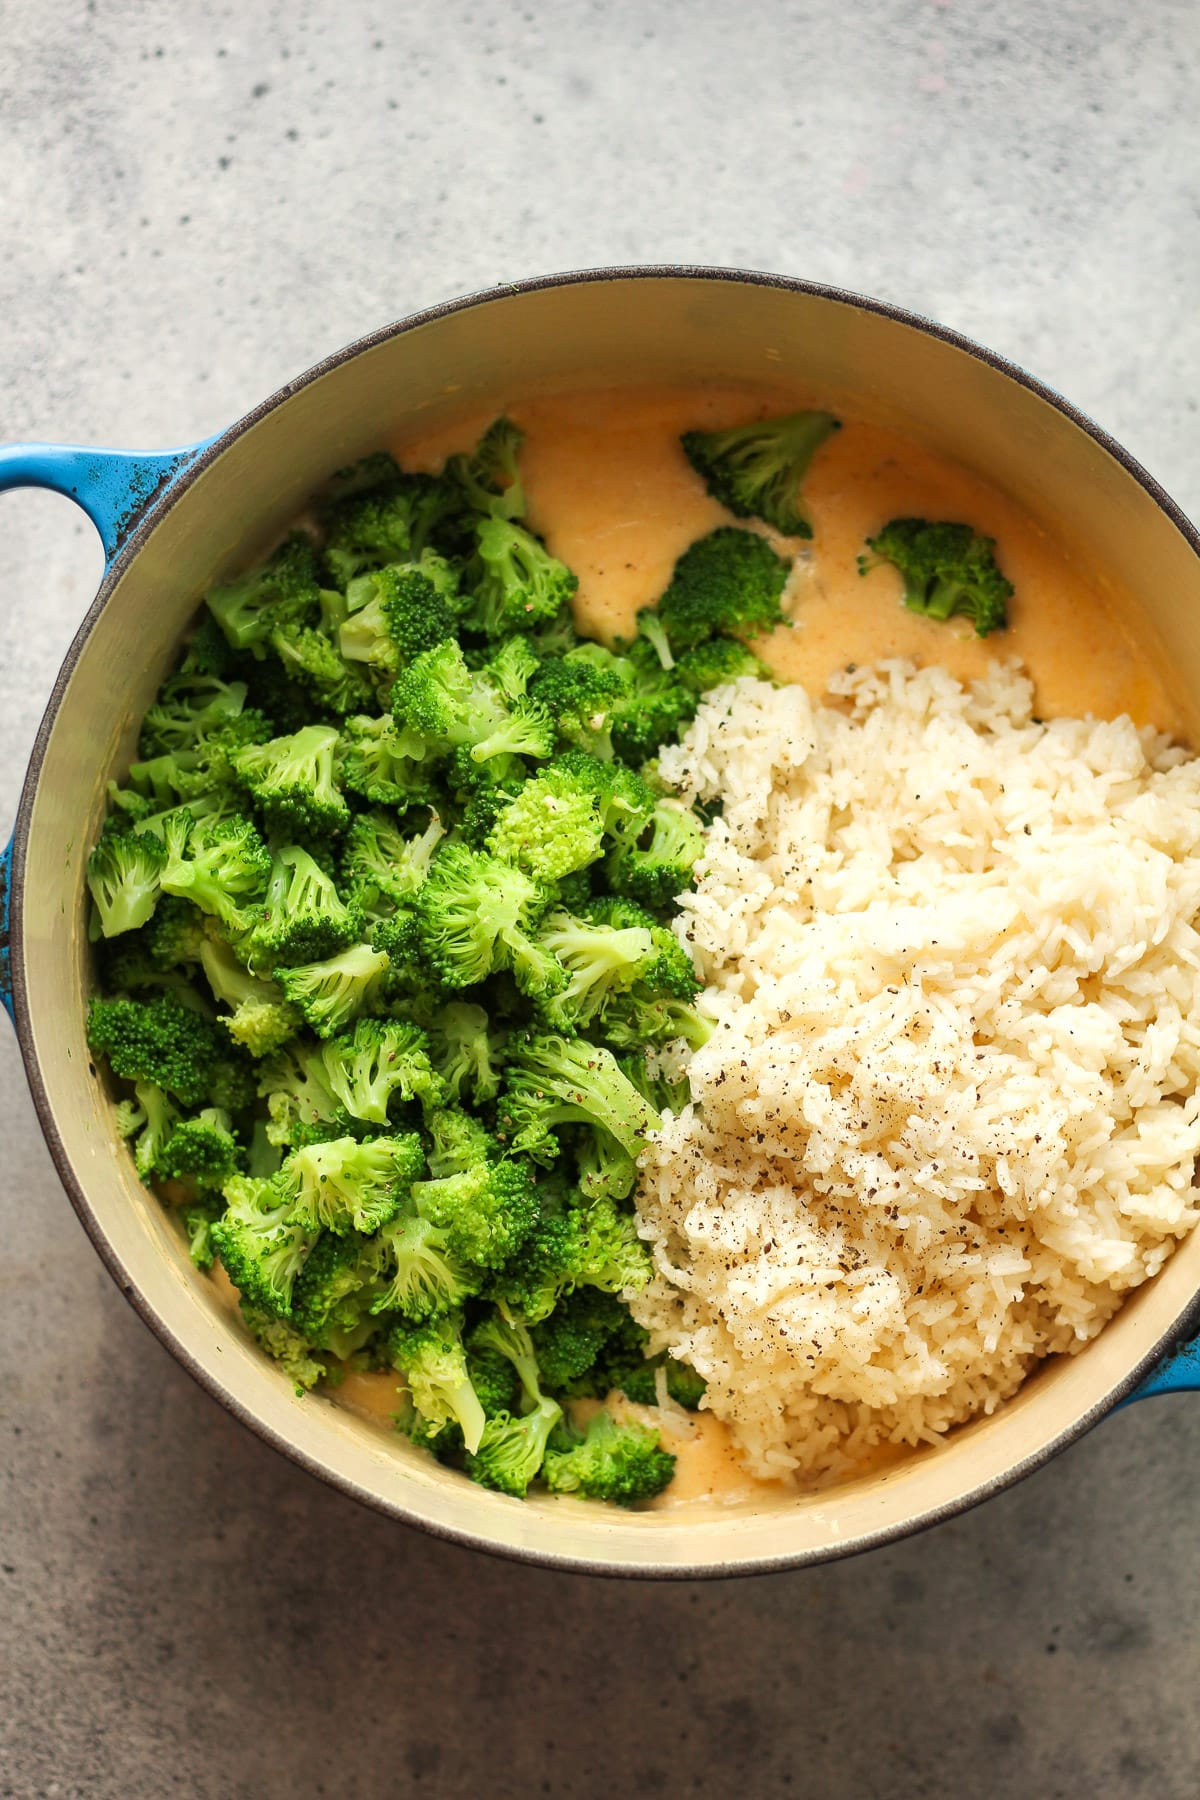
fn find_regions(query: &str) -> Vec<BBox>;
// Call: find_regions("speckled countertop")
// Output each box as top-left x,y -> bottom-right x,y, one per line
2,4 -> 1199,1796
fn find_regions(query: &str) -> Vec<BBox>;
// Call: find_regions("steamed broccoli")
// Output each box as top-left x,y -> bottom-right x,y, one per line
274,943 -> 392,1039
371,1212 -> 477,1321
651,527 -> 791,654
444,415 -> 526,523
388,1311 -> 487,1454
680,409 -> 840,536
248,845 -> 363,969
485,765 -> 605,884
320,1017 -> 444,1123
414,843 -> 561,997
87,993 -> 226,1108
205,532 -> 322,654
675,635 -> 770,693
413,1149 -> 541,1271
528,648 -> 630,760
858,517 -> 1012,637
155,1107 -> 243,1190
87,423 -> 735,1514
340,809 -> 446,915
392,639 -> 555,768
210,1172 -> 319,1317
609,639 -> 698,763
114,1078 -> 182,1181
495,1033 -> 658,1166
605,798 -> 705,910
87,826 -> 167,938
426,1001 -> 506,1105
541,1408 -> 675,1506
230,723 -> 350,835
280,1132 -> 424,1234
337,714 -> 439,811
465,518 -> 578,638
241,1302 -> 328,1392
159,809 -> 272,934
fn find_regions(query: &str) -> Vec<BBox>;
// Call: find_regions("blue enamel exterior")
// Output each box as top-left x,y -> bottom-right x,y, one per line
0,436 -> 213,1024
1125,1333 -> 1200,1401
0,439 -> 216,562
0,421 -> 1197,1411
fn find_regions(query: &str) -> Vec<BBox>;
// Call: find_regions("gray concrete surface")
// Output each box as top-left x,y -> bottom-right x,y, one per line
2,3 -> 1200,1795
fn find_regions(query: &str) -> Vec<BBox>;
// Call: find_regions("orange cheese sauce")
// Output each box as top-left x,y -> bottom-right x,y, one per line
322,384 -> 1185,1503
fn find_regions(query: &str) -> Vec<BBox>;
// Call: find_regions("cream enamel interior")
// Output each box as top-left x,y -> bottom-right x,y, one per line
16,274 -> 1200,1573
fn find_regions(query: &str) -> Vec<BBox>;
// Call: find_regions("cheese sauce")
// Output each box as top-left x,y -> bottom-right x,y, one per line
318,385 -> 1184,1504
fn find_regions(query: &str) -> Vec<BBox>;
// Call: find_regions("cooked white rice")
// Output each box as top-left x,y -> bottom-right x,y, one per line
630,661 -> 1200,1483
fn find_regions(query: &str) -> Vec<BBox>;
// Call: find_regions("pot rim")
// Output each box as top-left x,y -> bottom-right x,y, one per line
11,262 -> 1200,1578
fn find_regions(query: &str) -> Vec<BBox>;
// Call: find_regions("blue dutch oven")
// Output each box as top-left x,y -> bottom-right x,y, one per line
1,269 -> 1197,1576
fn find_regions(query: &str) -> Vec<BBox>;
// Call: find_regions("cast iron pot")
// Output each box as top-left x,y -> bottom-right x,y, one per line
2,268 -> 1198,1577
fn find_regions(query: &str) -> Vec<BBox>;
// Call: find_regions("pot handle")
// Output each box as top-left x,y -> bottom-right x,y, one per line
0,436 -> 216,1023
1122,1333 -> 1200,1402
0,438 -> 214,563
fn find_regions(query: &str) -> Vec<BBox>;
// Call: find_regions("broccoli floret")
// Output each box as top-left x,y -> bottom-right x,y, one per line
114,1078 -> 182,1181
179,1193 -> 224,1269
205,532 -> 322,654
375,559 -> 460,658
467,1397 -> 563,1498
680,409 -> 840,537
280,1132 -> 424,1234
465,1340 -> 520,1419
466,517 -> 578,639
426,1001 -> 506,1105
605,797 -> 705,910
858,517 -> 1012,637
485,766 -> 605,883
274,943 -> 391,1038
546,750 -> 658,849
583,897 -> 700,999
340,809 -> 446,915
652,527 -> 791,654
139,674 -> 257,757
87,993 -> 227,1108
609,639 -> 698,763
597,993 -> 713,1053
495,1034 -> 658,1167
289,1229 -> 383,1353
528,648 -> 630,760
486,635 -> 541,702
675,635 -> 770,693
257,1044 -> 341,1148
248,845 -> 363,969
87,826 -> 167,938
269,621 -> 376,717
535,906 -> 656,1032
388,1311 -> 487,1454
319,465 -> 464,585
231,723 -> 349,835
542,1408 -> 675,1506
337,714 -> 439,812
444,415 -> 526,523
180,613 -> 237,678
414,1154 -> 541,1271
617,1049 -> 692,1117
240,1301 -> 328,1393
530,1288 -> 628,1390
320,1017 -> 444,1124
371,1213 -> 478,1321
159,809 -> 273,934
391,638 -> 554,766
156,1106 -> 243,1190
572,1129 -> 638,1203
414,843 -> 561,997
210,1172 -> 319,1317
